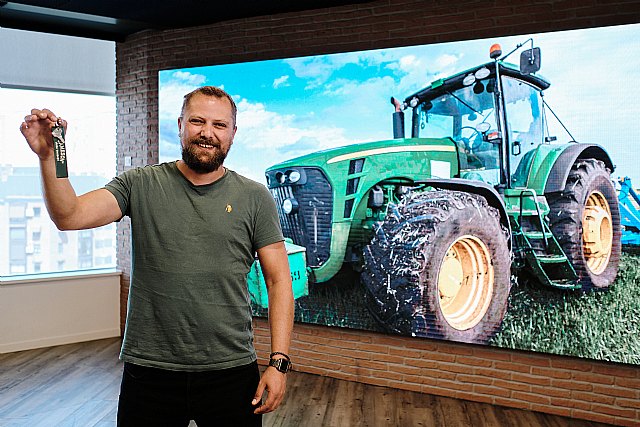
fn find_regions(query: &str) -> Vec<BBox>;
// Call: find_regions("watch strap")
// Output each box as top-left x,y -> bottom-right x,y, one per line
269,357 -> 292,373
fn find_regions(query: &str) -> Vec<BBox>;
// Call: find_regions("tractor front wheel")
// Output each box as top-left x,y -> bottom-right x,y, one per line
547,159 -> 621,290
362,190 -> 511,344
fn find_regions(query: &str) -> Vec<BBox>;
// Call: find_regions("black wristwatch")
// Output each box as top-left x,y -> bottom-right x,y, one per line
268,352 -> 292,374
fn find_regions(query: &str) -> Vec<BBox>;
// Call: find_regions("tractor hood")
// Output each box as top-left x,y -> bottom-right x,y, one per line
267,137 -> 458,172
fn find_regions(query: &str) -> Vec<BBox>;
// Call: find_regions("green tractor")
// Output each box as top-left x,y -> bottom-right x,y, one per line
264,41 -> 621,344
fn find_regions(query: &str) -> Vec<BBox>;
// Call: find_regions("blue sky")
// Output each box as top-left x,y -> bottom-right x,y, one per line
159,23 -> 640,186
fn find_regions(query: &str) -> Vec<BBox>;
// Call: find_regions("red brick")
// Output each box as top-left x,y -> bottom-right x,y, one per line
589,403 -> 637,419
571,391 -> 615,406
572,371 -> 615,385
593,384 -> 638,399
551,378 -> 593,392
493,378 -> 530,393
387,364 -> 422,376
616,377 -> 640,390
511,372 -> 551,387
512,391 -> 550,406
592,364 -> 639,378
455,374 -> 493,386
404,358 -> 438,369
510,353 -> 551,368
438,362 -> 475,375
531,366 -> 571,380
424,368 -> 457,381
455,355 -> 493,368
475,367 -> 511,380
530,385 -> 570,399
615,397 -> 640,410
494,361 -> 532,374
474,384 -> 511,398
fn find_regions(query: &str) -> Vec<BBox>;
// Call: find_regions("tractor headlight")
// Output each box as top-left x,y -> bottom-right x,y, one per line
287,170 -> 301,183
282,198 -> 299,215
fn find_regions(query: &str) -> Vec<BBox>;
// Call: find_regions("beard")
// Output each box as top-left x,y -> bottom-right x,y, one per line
181,135 -> 229,174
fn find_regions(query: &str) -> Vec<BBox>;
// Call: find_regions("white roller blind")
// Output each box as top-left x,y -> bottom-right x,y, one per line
0,27 -> 115,95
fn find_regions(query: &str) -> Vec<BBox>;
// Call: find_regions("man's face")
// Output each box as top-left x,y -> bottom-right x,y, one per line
178,94 -> 237,174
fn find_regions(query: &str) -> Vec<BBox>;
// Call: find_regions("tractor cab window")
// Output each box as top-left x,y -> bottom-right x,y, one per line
502,77 -> 544,187
416,78 -> 500,185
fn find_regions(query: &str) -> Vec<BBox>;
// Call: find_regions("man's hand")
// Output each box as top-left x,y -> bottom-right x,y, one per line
20,109 -> 66,161
251,366 -> 287,414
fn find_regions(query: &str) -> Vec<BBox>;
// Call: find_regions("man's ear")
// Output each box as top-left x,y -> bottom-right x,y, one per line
231,125 -> 237,143
177,117 -> 183,136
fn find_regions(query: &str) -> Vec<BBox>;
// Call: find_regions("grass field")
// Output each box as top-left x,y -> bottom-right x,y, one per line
252,252 -> 640,365
491,252 -> 640,364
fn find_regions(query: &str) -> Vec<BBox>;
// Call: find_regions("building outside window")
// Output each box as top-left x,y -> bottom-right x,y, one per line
0,88 -> 116,277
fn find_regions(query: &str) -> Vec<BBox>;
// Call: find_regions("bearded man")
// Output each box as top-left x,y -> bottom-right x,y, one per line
20,86 -> 294,427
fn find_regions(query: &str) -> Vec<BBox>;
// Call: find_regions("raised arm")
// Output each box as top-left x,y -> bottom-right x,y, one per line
20,109 -> 122,230
252,240 -> 294,414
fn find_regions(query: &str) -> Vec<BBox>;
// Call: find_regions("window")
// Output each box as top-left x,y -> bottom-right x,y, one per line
9,227 -> 27,274
0,88 -> 116,277
502,77 -> 544,186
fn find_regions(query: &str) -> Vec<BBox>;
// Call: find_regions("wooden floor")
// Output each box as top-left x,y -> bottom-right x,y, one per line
0,338 -> 614,427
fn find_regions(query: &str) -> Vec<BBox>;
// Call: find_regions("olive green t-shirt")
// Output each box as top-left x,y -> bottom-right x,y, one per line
105,162 -> 283,371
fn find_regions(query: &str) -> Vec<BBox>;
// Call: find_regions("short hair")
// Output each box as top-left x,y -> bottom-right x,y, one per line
180,86 -> 237,124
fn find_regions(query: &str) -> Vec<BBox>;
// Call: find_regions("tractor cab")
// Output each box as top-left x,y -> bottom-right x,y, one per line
392,43 -> 550,189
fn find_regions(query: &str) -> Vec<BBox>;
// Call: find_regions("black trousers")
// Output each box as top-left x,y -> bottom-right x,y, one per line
117,361 -> 262,427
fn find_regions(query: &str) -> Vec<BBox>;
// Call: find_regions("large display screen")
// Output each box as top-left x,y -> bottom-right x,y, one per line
159,23 -> 640,365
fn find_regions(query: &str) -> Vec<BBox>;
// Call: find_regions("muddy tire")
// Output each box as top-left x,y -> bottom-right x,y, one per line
362,190 -> 511,344
546,159 -> 621,291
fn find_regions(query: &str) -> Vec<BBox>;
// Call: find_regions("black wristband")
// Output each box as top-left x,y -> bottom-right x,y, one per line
269,351 -> 290,361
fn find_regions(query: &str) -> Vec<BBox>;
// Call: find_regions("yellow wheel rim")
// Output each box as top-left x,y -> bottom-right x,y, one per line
582,190 -> 613,275
437,235 -> 494,331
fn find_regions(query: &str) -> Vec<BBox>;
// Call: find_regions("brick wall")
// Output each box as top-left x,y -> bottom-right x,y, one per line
115,0 -> 640,425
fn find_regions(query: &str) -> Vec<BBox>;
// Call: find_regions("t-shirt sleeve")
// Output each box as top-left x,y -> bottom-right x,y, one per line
253,184 -> 284,251
104,168 -> 137,218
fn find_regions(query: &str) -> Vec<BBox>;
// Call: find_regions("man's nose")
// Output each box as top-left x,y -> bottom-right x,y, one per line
200,124 -> 215,138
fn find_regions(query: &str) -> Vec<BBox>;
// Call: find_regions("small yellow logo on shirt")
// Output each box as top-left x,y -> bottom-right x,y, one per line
225,204 -> 233,213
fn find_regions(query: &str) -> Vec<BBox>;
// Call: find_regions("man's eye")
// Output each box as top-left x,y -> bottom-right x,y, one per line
190,119 -> 204,124
214,122 -> 227,128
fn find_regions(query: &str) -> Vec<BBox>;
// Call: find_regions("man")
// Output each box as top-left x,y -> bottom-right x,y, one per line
20,86 -> 294,426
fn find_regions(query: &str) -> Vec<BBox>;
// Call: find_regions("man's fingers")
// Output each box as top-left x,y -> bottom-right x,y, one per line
254,391 -> 283,414
251,380 -> 265,407
28,109 -> 58,124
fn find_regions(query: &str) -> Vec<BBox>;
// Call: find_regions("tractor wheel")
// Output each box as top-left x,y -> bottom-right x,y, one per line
362,190 -> 511,344
547,159 -> 621,290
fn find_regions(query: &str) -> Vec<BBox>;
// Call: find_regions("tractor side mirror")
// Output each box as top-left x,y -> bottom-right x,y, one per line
520,47 -> 541,74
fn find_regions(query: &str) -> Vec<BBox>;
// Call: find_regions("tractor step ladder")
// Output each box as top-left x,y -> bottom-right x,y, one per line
512,189 -> 580,290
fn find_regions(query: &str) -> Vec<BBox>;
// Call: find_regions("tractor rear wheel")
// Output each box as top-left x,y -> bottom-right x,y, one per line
547,159 -> 621,291
362,190 -> 511,344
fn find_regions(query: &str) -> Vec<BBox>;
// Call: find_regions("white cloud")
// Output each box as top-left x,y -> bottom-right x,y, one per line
235,98 -> 355,151
284,57 -> 335,89
172,71 -> 207,85
436,53 -> 462,68
158,71 -> 209,121
272,75 -> 290,89
398,55 -> 419,71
